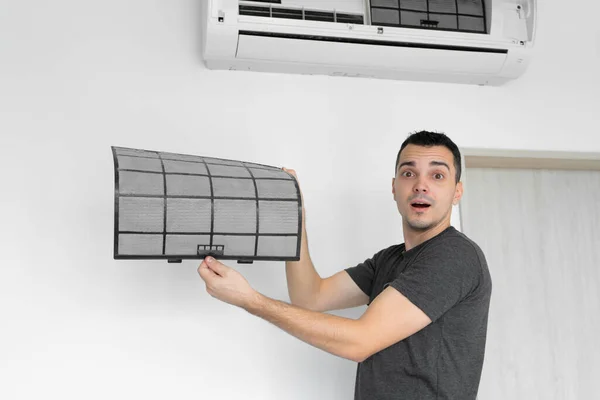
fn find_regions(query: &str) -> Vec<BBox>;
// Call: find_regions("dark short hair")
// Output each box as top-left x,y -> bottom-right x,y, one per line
395,130 -> 462,184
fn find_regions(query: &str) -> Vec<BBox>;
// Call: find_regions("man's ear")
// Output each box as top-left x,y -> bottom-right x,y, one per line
392,177 -> 396,198
453,181 -> 464,205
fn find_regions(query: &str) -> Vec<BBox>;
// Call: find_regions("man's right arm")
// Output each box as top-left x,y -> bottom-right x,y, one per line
283,168 -> 369,312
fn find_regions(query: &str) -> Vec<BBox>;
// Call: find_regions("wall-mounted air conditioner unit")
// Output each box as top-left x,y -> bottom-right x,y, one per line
201,0 -> 536,86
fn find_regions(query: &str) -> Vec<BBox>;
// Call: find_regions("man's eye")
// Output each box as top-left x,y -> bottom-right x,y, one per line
434,173 -> 444,180
402,171 -> 413,177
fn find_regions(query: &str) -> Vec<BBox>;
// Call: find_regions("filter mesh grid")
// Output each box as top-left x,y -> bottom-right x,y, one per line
120,171 -> 164,195
166,199 -> 212,232
371,0 -> 487,33
212,177 -> 256,198
214,199 -> 257,234
119,198 -> 164,232
258,201 -> 298,234
112,146 -> 302,262
163,159 -> 208,175
166,235 -> 211,255
166,175 -> 211,196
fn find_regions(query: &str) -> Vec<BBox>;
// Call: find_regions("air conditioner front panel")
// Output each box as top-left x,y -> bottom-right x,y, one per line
236,33 -> 508,75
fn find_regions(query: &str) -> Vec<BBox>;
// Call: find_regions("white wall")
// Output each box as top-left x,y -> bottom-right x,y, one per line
1,1 -> 598,399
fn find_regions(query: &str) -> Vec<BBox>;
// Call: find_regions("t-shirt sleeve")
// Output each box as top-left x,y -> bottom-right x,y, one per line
344,250 -> 381,298
387,238 -> 481,322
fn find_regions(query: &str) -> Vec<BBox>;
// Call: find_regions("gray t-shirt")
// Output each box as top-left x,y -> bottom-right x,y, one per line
345,226 -> 492,400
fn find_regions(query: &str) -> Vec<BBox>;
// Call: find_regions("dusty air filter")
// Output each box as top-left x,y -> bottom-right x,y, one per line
112,146 -> 302,264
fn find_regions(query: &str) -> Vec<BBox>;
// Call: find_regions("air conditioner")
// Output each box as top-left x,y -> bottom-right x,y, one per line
201,0 -> 536,86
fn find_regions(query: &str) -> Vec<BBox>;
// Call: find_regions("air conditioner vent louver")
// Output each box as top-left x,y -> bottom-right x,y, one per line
239,4 -> 364,25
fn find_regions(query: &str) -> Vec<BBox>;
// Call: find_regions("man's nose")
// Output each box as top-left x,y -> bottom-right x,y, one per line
413,178 -> 429,193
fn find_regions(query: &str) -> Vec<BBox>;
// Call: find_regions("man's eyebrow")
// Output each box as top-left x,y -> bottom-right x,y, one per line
398,161 -> 415,169
430,161 -> 450,171
398,160 -> 450,171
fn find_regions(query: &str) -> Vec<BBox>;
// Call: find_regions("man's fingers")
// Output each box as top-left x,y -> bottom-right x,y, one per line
282,167 -> 298,179
205,256 -> 228,276
198,261 -> 218,281
198,257 -> 229,282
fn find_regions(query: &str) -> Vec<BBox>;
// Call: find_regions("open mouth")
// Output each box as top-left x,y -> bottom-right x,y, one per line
410,202 -> 431,210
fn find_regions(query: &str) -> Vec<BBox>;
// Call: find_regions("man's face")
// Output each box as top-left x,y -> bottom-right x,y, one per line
392,144 -> 463,231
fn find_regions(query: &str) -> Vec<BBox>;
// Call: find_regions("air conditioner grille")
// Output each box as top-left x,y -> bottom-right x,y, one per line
239,4 -> 364,25
371,0 -> 487,34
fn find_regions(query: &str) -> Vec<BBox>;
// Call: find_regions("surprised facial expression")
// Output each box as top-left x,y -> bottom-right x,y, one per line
392,144 -> 463,231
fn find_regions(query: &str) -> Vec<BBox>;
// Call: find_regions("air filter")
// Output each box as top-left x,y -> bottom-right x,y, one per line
112,146 -> 302,264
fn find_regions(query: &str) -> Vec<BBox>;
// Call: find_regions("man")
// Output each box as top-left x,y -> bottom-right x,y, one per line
198,131 -> 492,399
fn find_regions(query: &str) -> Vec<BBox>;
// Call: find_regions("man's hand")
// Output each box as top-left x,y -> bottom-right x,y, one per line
197,256 -> 259,309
